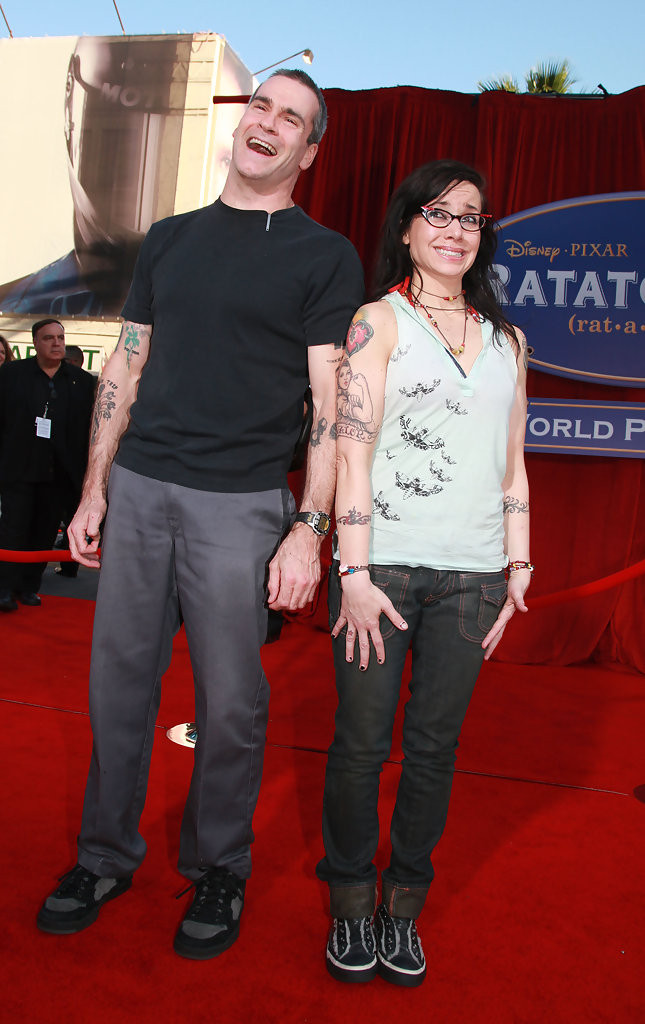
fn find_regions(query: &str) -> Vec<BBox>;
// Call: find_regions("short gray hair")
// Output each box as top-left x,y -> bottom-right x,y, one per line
255,69 -> 328,146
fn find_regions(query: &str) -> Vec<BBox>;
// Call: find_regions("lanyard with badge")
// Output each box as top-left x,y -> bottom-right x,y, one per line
35,379 -> 57,439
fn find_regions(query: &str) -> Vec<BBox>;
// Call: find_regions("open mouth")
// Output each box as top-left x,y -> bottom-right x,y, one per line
435,246 -> 466,259
247,137 -> 277,157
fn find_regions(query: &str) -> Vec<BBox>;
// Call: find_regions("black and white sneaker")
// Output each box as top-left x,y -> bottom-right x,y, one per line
374,904 -> 427,987
326,917 -> 377,983
173,866 -> 245,960
37,863 -> 132,934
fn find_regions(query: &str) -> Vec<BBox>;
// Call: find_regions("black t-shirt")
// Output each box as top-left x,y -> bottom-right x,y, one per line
117,200 -> 364,492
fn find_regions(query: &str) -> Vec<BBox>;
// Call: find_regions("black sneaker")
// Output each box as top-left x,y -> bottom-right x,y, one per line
173,866 -> 245,960
374,904 -> 426,987
326,917 -> 377,983
37,864 -> 132,934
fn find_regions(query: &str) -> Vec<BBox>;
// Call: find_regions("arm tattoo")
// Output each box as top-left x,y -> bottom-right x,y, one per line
310,416 -> 328,447
337,507 -> 371,526
122,324 -> 147,369
503,496 -> 530,515
521,334 -> 528,373
90,379 -> 118,445
336,357 -> 379,444
346,318 -> 374,357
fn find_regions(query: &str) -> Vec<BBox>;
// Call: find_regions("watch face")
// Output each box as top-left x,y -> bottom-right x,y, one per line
315,513 -> 331,535
296,511 -> 330,535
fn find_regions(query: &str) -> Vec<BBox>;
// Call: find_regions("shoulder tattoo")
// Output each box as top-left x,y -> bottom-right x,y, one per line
346,318 -> 374,357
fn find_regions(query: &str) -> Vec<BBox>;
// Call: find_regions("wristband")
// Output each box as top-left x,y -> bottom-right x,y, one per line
506,560 -> 534,578
338,564 -> 369,578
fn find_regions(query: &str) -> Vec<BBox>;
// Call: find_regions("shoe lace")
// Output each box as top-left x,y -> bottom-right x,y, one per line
56,864 -> 97,899
176,868 -> 241,920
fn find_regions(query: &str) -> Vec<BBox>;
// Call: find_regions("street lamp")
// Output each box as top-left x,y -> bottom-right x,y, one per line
253,49 -> 313,76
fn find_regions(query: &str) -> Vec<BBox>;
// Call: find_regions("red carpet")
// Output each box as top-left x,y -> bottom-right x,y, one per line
1,594 -> 644,1022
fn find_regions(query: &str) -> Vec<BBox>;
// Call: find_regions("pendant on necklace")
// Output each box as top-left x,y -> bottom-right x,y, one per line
408,290 -> 468,356
430,323 -> 465,354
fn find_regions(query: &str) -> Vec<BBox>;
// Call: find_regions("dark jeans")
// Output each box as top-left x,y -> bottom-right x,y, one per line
317,562 -> 506,913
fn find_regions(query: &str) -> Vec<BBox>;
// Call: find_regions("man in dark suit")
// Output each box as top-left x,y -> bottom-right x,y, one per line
0,318 -> 95,611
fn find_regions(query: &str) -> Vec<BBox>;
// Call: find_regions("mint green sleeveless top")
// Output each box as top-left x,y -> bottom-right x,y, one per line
368,290 -> 517,571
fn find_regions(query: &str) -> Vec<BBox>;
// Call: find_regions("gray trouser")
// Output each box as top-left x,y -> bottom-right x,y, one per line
77,464 -> 294,881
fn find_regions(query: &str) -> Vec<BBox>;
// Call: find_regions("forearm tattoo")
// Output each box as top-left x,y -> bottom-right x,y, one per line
310,416 -> 328,447
346,318 -> 374,357
520,334 -> 528,372
337,507 -> 372,526
503,496 -> 530,515
90,379 -> 118,445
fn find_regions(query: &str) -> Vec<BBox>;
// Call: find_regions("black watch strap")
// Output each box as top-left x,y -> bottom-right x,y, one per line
294,511 -> 331,536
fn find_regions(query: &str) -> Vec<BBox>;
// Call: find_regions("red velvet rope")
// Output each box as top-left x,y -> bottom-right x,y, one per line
0,549 -> 78,562
1,550 -> 644,607
527,557 -> 645,609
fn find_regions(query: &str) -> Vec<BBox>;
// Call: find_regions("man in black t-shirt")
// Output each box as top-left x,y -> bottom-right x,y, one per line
37,70 -> 364,959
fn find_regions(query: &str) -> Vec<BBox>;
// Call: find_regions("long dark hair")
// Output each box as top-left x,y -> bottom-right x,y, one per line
0,335 -> 13,363
371,159 -> 518,351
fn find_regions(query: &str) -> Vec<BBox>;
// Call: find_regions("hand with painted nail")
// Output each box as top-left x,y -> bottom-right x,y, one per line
331,573 -> 407,670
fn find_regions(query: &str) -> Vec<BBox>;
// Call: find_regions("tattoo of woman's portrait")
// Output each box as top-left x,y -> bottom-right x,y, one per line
336,358 -> 378,443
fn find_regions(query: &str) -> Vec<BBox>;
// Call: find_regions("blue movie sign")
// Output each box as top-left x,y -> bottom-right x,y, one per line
494,194 -> 645,387
526,399 -> 645,458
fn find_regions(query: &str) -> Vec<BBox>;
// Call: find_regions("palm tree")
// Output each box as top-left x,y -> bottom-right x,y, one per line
478,60 -> 576,94
478,73 -> 521,93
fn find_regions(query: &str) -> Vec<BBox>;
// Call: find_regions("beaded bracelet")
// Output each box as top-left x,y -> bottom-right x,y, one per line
338,564 -> 370,578
506,560 -> 535,578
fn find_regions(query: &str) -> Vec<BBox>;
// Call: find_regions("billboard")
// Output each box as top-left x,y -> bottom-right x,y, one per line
526,399 -> 645,458
494,194 -> 645,388
0,33 -> 254,323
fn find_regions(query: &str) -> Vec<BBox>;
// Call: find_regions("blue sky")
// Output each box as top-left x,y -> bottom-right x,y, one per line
2,0 -> 644,95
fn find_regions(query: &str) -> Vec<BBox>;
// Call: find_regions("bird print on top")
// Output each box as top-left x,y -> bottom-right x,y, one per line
390,344 -> 410,363
373,490 -> 401,521
395,471 -> 443,499
400,416 -> 445,452
399,379 -> 441,401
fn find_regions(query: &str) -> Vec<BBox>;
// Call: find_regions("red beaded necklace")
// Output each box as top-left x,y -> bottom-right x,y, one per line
419,287 -> 465,302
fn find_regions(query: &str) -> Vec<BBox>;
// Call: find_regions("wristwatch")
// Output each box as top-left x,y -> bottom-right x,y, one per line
294,511 -> 331,536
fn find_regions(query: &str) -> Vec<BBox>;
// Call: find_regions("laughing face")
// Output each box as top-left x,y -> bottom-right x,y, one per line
402,180 -> 482,287
229,74 -> 319,193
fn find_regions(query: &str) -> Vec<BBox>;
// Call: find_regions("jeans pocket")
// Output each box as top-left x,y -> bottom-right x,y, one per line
371,566 -> 410,641
458,573 -> 507,643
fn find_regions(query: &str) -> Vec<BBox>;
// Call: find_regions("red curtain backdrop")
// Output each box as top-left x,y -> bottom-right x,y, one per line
294,86 -> 645,672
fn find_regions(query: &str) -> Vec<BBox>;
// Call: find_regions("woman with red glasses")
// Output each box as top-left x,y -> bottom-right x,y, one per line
317,160 -> 531,987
